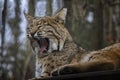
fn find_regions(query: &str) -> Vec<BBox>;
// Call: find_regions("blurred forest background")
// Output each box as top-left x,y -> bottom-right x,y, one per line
0,0 -> 120,80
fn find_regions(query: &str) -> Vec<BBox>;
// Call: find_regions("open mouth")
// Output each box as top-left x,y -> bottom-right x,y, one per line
36,38 -> 49,53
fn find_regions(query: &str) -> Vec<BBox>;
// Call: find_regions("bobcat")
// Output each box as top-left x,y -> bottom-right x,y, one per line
25,8 -> 120,79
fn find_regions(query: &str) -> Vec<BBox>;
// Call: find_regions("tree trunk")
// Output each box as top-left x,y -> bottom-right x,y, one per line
1,0 -> 7,79
46,0 -> 53,16
7,0 -> 21,80
24,0 -> 36,79
29,0 -> 35,16
94,0 -> 104,49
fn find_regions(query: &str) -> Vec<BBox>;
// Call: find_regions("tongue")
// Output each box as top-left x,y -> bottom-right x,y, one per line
40,46 -> 47,53
39,38 -> 48,53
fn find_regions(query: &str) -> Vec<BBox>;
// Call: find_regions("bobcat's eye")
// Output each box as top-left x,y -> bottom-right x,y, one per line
38,26 -> 41,28
37,33 -> 42,37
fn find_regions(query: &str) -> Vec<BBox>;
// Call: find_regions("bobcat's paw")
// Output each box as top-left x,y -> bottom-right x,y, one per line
51,68 -> 60,76
51,65 -> 80,76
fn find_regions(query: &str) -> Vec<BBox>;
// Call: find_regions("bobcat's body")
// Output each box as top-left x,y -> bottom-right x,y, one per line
25,8 -> 120,79
35,41 -> 84,77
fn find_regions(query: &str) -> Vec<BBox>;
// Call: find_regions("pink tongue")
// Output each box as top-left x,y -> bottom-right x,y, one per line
39,39 -> 48,53
40,46 -> 47,53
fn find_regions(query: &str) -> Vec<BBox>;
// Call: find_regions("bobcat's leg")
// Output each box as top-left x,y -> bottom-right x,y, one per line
51,60 -> 115,76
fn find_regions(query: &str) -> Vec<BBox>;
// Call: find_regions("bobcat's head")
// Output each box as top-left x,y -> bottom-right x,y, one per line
25,8 -> 72,55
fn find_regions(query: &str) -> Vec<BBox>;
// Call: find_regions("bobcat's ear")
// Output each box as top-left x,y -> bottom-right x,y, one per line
53,8 -> 67,24
24,12 -> 34,22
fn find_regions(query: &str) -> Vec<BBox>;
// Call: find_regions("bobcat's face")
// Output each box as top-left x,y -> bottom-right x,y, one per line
25,8 -> 72,54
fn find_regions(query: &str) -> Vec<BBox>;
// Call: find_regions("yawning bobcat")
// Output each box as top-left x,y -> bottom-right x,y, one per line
25,8 -> 120,79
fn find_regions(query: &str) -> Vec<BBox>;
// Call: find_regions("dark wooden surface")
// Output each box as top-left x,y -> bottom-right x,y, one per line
31,69 -> 120,80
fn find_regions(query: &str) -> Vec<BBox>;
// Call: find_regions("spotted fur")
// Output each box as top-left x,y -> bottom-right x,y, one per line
25,8 -> 120,79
